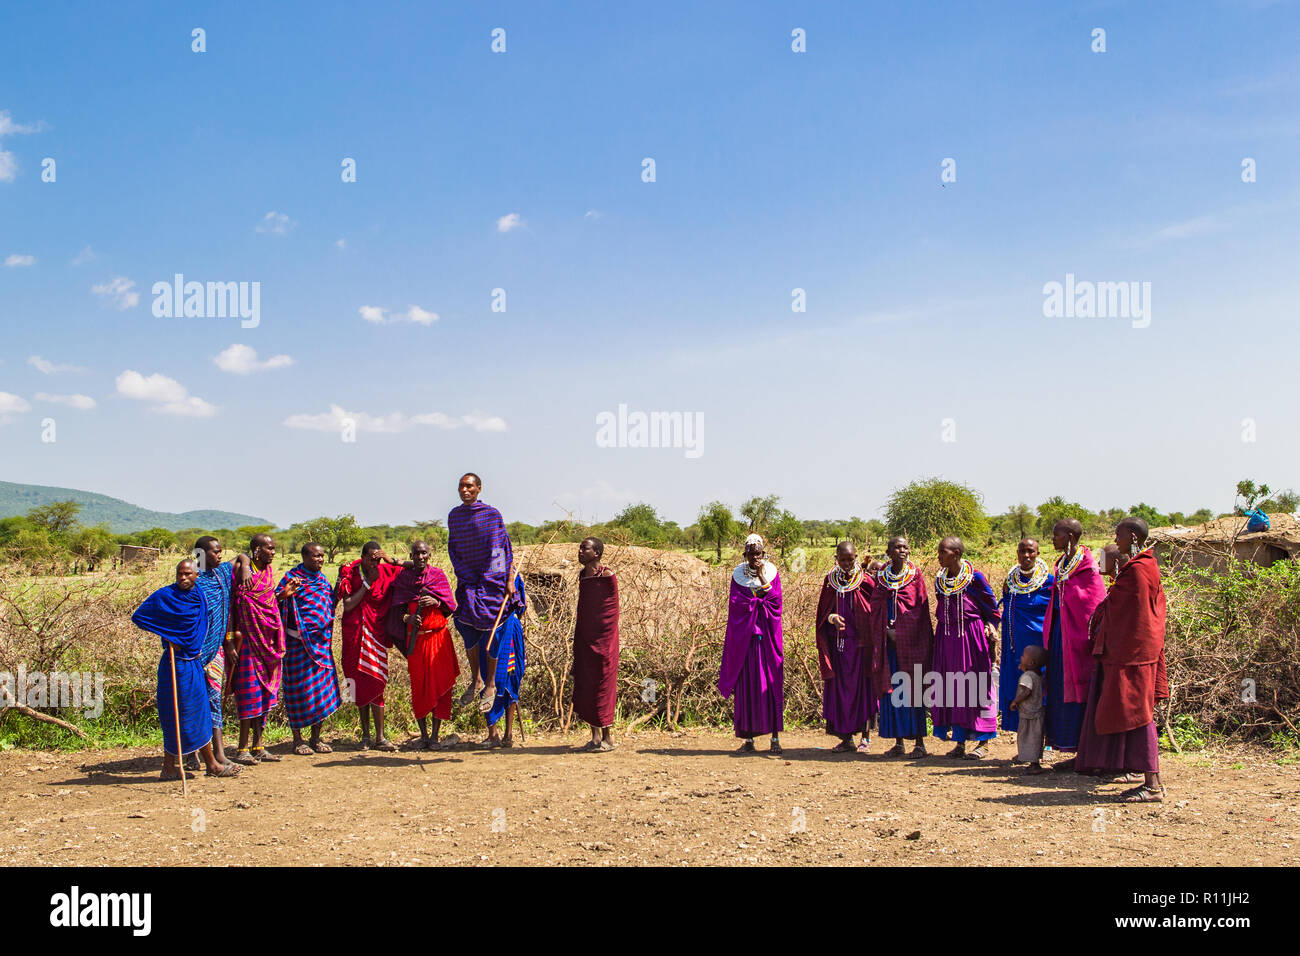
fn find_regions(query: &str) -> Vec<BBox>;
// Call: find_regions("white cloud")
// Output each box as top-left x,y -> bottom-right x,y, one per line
496,212 -> 523,233
70,246 -> 96,266
28,355 -> 85,375
92,276 -> 139,310
35,392 -> 96,410
0,111 -> 44,137
1155,216 -> 1216,241
0,391 -> 31,413
255,211 -> 296,235
115,370 -> 216,417
5,254 -> 35,267
358,304 -> 438,325
403,305 -> 438,325
335,238 -> 346,250
213,343 -> 294,375
0,111 -> 44,184
584,209 -> 603,220
284,405 -> 507,434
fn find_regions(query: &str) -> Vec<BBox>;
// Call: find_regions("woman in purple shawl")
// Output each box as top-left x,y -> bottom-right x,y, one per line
718,534 -> 784,754
930,537 -> 1001,759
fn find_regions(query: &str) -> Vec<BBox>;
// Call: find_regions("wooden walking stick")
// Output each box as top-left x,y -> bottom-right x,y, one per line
168,643 -> 188,797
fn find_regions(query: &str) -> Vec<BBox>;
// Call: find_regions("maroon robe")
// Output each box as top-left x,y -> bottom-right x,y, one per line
1087,550 -> 1168,735
573,568 -> 620,727
867,567 -> 933,702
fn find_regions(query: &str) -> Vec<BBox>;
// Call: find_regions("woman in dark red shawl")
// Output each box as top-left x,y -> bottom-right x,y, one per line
573,537 -> 620,752
1076,517 -> 1169,802
815,541 -> 876,753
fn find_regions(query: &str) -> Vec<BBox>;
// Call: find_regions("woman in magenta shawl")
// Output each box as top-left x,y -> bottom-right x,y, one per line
718,534 -> 784,754
930,536 -> 1001,759
1043,519 -> 1108,769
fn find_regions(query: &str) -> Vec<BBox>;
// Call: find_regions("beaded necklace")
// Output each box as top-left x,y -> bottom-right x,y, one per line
1005,557 -> 1049,594
879,561 -> 918,591
829,566 -> 863,593
1056,545 -> 1086,584
934,559 -> 974,596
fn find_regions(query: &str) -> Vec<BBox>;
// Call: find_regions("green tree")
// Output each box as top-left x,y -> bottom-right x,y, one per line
1005,503 -> 1034,538
7,528 -> 59,564
236,524 -> 277,549
299,514 -> 365,563
1034,496 -> 1095,538
739,495 -> 781,535
885,477 -> 988,546
607,502 -> 667,547
1128,502 -> 1165,527
768,509 -> 803,558
70,525 -> 116,567
27,500 -> 81,537
697,501 -> 739,562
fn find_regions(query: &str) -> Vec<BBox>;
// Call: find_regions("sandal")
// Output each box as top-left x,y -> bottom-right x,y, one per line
769,740 -> 783,756
232,750 -> 260,765
252,748 -> 281,762
206,762 -> 243,778
909,743 -> 928,758
830,740 -> 856,754
738,739 -> 757,753
293,743 -> 313,756
310,741 -> 333,754
1116,772 -> 1143,783
374,739 -> 398,752
160,770 -> 183,781
883,742 -> 907,758
944,745 -> 966,759
965,745 -> 989,760
1118,784 -> 1165,803
440,733 -> 461,749
857,739 -> 871,754
458,685 -> 480,708
580,740 -> 601,752
478,689 -> 497,713
500,738 -> 516,748
596,740 -> 616,752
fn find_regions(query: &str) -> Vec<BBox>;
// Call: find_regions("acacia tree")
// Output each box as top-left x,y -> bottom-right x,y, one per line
739,495 -> 781,535
300,514 -> 364,563
697,501 -> 739,562
27,501 -> 81,537
768,509 -> 803,558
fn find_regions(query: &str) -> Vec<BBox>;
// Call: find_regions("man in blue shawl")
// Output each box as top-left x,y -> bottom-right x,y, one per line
276,542 -> 343,755
998,538 -> 1053,739
481,573 -> 527,747
194,535 -> 237,771
132,559 -> 242,779
447,472 -> 515,709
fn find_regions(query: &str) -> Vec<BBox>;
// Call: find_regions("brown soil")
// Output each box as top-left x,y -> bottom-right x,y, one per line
2,730 -> 1296,866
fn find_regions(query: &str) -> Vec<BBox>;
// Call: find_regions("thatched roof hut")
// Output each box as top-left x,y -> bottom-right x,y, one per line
1148,513 -> 1300,570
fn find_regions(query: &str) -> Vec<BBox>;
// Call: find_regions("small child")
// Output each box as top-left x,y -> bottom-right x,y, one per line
1009,645 -> 1048,774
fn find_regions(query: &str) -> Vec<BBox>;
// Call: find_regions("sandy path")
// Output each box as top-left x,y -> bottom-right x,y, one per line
2,730 -> 1297,866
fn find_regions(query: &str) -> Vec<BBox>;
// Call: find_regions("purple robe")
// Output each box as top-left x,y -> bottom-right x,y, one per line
447,501 -> 513,630
718,570 -> 784,738
930,570 -> 1001,741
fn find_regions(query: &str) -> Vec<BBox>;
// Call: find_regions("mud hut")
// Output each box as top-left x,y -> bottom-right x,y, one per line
1148,513 -> 1300,570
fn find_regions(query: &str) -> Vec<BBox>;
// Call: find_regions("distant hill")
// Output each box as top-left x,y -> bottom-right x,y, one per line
0,480 -> 274,533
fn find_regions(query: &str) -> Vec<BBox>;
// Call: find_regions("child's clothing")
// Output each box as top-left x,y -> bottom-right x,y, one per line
1015,669 -> 1045,763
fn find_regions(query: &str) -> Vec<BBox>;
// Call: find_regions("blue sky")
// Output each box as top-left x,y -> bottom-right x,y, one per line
2,1 -> 1298,529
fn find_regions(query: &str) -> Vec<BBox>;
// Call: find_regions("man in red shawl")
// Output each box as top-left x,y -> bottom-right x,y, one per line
815,540 -> 876,753
1076,517 -> 1169,802
388,540 -> 460,751
572,536 -> 620,752
335,541 -> 404,751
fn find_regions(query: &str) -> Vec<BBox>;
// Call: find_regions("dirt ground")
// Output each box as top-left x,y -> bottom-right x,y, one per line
2,729 -> 1297,866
